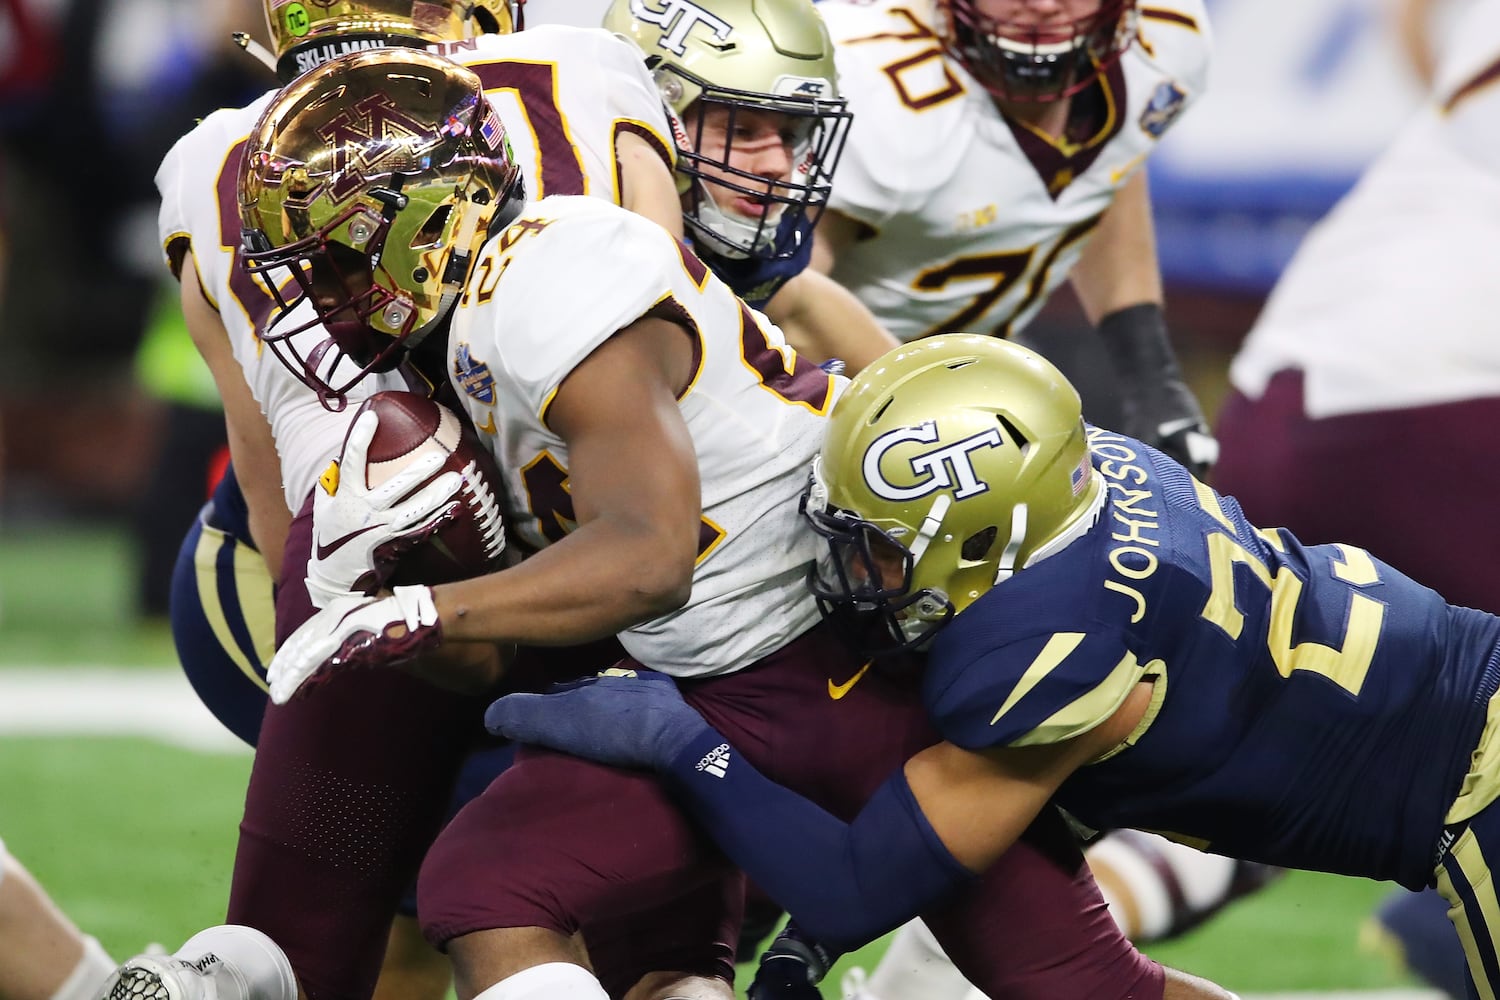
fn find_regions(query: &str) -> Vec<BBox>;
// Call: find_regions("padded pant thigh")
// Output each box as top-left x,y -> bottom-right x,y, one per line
417,746 -> 741,997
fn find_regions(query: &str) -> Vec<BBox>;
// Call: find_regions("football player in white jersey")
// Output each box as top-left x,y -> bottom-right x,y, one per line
141,4 -> 684,1000
811,0 -> 1218,474
604,0 -> 900,373
1215,4 -> 1500,996
252,48 -> 1233,1000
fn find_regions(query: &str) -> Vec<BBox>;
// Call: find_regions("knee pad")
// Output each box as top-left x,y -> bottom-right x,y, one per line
470,963 -> 609,1000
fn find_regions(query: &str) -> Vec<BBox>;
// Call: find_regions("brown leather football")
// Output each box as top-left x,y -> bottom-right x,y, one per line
350,390 -> 507,588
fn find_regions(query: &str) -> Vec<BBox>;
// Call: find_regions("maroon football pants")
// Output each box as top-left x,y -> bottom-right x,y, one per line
1215,369 -> 1500,615
227,500 -> 618,1000
418,625 -> 1165,1000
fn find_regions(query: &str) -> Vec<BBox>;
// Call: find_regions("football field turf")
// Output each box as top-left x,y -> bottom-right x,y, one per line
0,527 -> 1441,998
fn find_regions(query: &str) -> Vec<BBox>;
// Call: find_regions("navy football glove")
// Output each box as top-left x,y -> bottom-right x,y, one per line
484,668 -> 710,770
1099,303 -> 1219,478
748,922 -> 836,1000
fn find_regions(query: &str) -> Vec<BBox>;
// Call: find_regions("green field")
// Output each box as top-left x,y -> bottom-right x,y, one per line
0,526 -> 1436,997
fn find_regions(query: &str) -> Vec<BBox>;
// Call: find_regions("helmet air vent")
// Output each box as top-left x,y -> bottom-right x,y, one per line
412,204 -> 453,249
995,413 -> 1030,455
388,73 -> 434,98
961,525 -> 998,562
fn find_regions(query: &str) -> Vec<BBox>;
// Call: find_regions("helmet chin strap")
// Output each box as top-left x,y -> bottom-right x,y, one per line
693,179 -> 783,259
906,494 -> 952,567
992,503 -> 1029,586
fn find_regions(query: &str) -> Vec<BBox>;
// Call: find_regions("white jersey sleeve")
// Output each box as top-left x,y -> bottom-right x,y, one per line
448,196 -> 841,678
1228,3 -> 1500,417
464,201 -> 681,418
444,25 -> 675,203
1433,3 -> 1500,177
818,0 -> 1210,343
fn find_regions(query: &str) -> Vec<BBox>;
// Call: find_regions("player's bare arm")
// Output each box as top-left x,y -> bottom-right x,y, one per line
810,208 -> 869,276
175,254 -> 290,579
436,312 -> 701,647
763,268 -> 898,373
615,130 -> 686,240
1067,170 -> 1164,324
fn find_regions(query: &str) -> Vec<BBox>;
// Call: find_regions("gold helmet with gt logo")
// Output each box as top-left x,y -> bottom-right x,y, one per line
265,0 -> 520,81
804,335 -> 1105,652
603,0 -> 851,261
238,48 -> 524,408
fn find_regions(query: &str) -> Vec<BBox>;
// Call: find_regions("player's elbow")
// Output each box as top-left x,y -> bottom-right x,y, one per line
624,528 -> 696,618
629,549 -> 695,617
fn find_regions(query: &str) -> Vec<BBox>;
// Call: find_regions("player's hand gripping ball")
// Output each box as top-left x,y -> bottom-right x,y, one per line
305,391 -> 507,608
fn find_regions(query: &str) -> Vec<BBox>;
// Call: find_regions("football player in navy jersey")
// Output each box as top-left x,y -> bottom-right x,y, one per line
490,333 -> 1500,1000
603,0 -> 899,372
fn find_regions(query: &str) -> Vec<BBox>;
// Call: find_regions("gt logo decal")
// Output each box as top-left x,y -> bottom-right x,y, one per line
629,0 -> 732,56
862,421 -> 1005,502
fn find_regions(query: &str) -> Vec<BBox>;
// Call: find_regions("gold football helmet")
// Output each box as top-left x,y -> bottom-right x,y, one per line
938,0 -> 1137,103
265,0 -> 520,81
804,335 -> 1105,652
239,48 -> 523,408
603,0 -> 850,261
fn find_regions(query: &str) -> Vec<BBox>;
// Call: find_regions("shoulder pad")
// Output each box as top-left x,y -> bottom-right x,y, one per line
925,620 -> 1148,750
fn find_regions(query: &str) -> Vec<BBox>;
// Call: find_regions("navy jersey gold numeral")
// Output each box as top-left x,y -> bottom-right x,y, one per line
923,427 -> 1500,889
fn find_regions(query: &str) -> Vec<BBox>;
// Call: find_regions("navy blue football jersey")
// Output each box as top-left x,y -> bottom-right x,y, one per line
923,426 -> 1500,889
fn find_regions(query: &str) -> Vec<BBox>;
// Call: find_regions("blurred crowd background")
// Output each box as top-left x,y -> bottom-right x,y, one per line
0,0 -> 1456,622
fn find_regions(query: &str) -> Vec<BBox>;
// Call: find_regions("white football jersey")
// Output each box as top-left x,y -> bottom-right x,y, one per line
817,0 -> 1211,342
447,196 -> 841,678
154,26 -> 675,511
1228,1 -> 1500,418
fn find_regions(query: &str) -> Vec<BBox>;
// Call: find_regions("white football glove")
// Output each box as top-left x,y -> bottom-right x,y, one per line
268,586 -> 443,704
306,408 -> 465,608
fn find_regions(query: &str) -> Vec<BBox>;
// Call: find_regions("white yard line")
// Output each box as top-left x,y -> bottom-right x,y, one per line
0,668 -> 248,753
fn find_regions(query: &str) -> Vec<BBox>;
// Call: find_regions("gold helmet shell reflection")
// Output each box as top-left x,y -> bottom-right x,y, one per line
265,0 -> 520,80
238,48 -> 523,407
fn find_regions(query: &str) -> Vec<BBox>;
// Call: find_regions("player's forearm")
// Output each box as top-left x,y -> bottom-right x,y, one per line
766,270 -> 898,374
660,728 -> 976,952
616,130 -> 684,239
405,639 -> 509,694
1069,171 -> 1163,325
433,515 -> 693,646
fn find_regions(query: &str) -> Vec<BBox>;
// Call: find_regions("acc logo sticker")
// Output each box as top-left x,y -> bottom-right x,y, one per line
862,421 -> 1005,502
453,342 -> 496,405
1139,80 -> 1187,138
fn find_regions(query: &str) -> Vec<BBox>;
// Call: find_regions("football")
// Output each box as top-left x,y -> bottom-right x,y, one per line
349,390 -> 508,588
